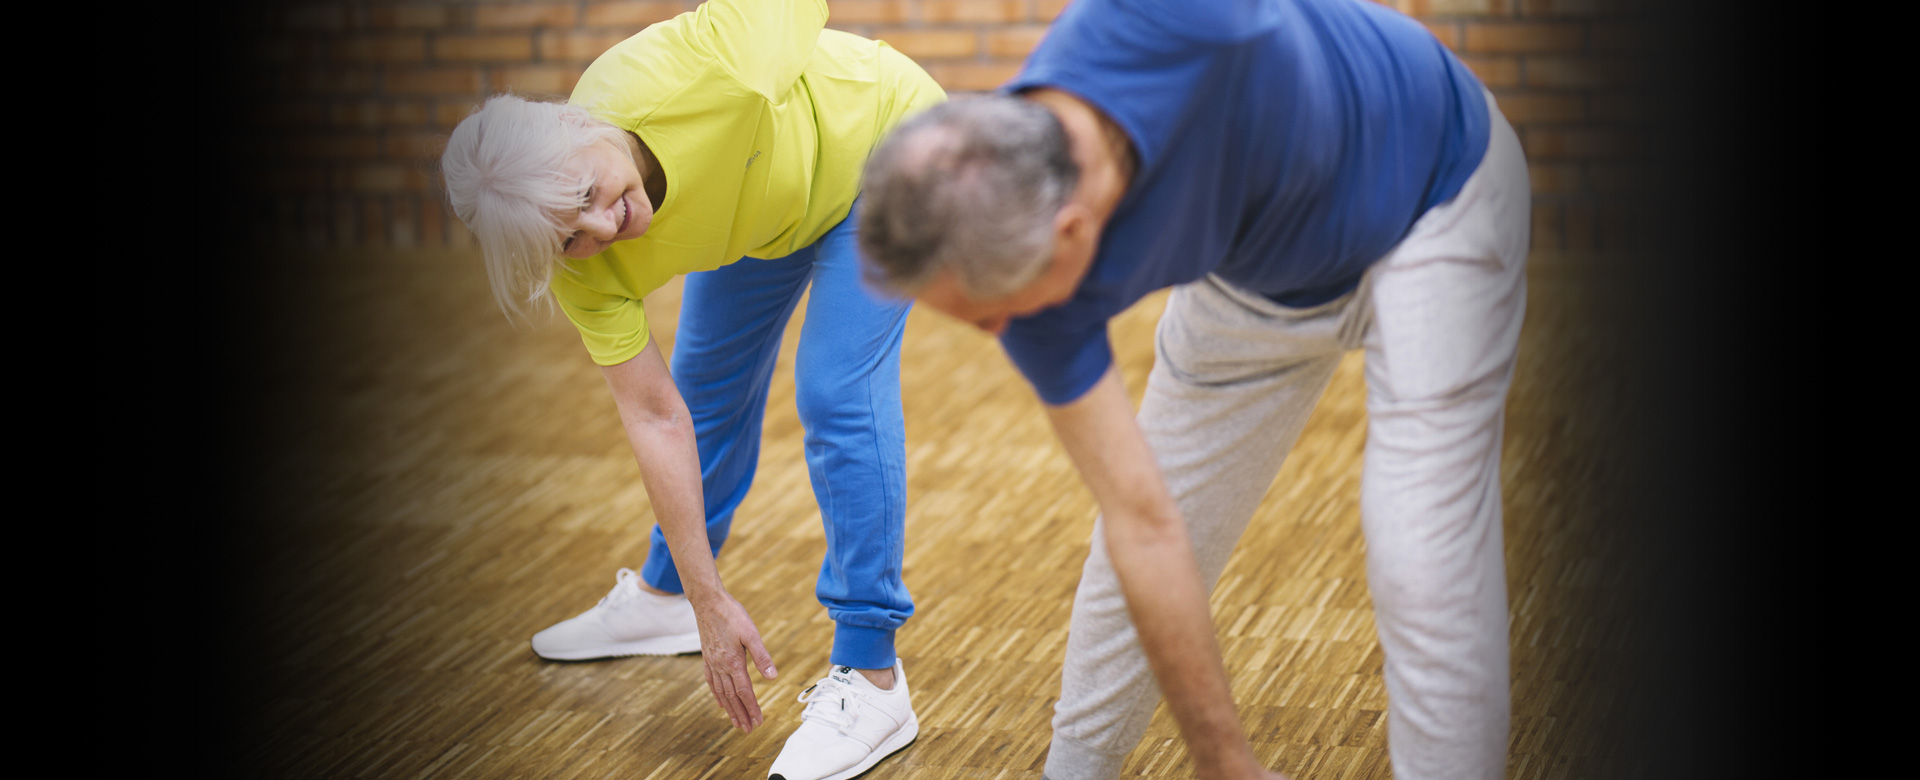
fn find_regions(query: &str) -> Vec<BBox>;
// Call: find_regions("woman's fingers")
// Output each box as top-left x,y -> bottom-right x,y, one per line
706,645 -> 763,732
730,660 -> 763,729
704,660 -> 742,730
694,598 -> 773,732
718,635 -> 763,730
745,631 -> 777,680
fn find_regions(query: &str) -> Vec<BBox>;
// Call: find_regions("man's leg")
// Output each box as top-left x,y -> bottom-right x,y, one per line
640,253 -> 817,592
1046,275 -> 1369,780
1357,98 -> 1529,780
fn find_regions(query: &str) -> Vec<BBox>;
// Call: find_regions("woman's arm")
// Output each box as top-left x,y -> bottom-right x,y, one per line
603,339 -> 779,733
1044,368 -> 1285,780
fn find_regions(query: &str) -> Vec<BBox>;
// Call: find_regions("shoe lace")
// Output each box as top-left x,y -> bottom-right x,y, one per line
599,568 -> 643,608
795,675 -> 868,736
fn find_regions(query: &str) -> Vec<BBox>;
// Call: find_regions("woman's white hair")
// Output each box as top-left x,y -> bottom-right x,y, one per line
441,94 -> 632,314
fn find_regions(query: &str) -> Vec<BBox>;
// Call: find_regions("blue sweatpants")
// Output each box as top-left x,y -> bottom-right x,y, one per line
638,205 -> 914,670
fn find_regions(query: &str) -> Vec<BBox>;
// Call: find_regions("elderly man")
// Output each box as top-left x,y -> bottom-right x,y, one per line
856,0 -> 1527,778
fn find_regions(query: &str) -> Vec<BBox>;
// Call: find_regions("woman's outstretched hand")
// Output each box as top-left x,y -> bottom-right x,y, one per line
691,590 -> 778,732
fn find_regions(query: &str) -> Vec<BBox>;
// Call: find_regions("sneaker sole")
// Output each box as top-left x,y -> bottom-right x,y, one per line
531,632 -> 703,661
775,714 -> 919,780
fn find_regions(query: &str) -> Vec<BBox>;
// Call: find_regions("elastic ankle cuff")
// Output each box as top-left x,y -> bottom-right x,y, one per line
828,624 -> 896,670
639,555 -> 684,595
1043,732 -> 1131,780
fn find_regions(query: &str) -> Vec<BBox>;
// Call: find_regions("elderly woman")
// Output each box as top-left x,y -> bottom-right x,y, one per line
440,1 -> 942,777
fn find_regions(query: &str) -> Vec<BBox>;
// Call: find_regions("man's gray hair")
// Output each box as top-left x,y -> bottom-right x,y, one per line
858,95 -> 1079,299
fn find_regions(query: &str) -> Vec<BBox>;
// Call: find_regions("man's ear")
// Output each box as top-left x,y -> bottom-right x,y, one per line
1049,203 -> 1101,281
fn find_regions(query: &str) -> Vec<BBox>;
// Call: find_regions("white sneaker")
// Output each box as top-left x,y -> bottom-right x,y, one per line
529,568 -> 702,660
768,661 -> 919,780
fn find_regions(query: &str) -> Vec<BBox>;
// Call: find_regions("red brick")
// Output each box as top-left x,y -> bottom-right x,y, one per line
1524,56 -> 1645,88
257,199 -> 291,247
925,62 -> 1024,93
921,0 -> 1026,24
331,34 -> 427,64
341,164 -> 430,193
1591,22 -> 1656,52
386,67 -> 482,96
1527,162 -> 1582,195
420,197 -> 446,247
333,100 -> 432,130
437,100 -> 486,129
476,4 -> 579,30
364,4 -> 451,30
1586,163 -> 1649,195
392,198 -> 420,247
300,196 -> 330,247
1563,202 -> 1594,250
879,29 -> 979,59
1589,92 -> 1647,124
295,67 -> 378,94
286,133 -> 382,160
539,31 -> 633,62
1037,0 -> 1073,21
489,65 -> 585,97
827,0 -> 909,24
1518,0 -> 1600,16
235,69 -> 287,95
362,199 -> 389,246
1491,92 -> 1585,124
433,34 -> 534,62
235,136 -> 278,160
282,2 -> 346,31
251,37 -> 323,65
987,25 -> 1049,58
264,166 -> 328,194
1406,0 -> 1511,16
583,1 -> 685,28
1531,201 -> 1562,251
387,131 -> 448,160
1464,22 -> 1585,53
1422,21 -> 1462,51
253,101 -> 329,128
1523,127 -> 1639,159
334,197 -> 359,246
1457,55 -> 1519,87
1593,201 -> 1636,250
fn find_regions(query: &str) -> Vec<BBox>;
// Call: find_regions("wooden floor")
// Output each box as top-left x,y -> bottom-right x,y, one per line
231,250 -> 1647,779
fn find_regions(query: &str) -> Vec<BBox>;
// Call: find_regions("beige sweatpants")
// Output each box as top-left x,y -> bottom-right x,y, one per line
1044,99 -> 1530,780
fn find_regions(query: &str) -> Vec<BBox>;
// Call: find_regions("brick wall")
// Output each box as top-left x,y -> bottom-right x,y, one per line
235,0 -> 1656,253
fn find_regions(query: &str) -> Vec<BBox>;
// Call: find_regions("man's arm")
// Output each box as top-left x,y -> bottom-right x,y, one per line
1044,367 -> 1281,780
602,340 -> 779,733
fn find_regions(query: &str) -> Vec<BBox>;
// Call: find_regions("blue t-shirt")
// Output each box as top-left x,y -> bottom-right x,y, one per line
999,0 -> 1489,405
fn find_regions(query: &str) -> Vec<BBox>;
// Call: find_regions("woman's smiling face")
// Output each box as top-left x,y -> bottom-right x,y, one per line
558,135 -> 654,259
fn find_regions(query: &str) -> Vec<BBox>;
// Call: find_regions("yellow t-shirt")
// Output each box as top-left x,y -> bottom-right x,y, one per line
550,0 -> 945,366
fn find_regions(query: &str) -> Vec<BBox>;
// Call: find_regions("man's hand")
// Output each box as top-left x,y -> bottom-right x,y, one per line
1045,368 -> 1279,780
691,590 -> 778,732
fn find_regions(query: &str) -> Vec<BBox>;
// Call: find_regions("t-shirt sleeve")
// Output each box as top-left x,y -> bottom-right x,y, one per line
551,271 -> 653,367
1108,0 -> 1283,44
696,0 -> 828,103
1000,319 -> 1115,406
